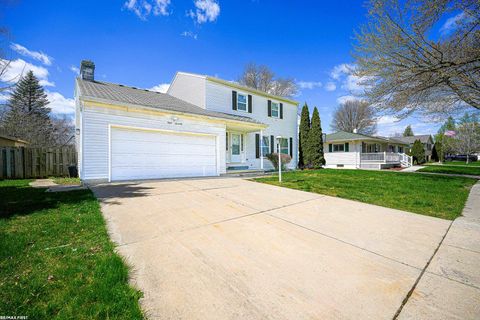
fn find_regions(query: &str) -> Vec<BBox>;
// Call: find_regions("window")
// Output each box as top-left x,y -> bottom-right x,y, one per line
279,138 -> 289,155
271,102 -> 279,118
333,144 -> 345,152
261,136 -> 270,156
237,93 -> 247,111
398,146 -> 404,153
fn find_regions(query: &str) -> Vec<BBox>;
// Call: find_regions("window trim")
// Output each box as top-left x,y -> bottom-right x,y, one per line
261,136 -> 270,157
333,143 -> 345,152
236,93 -> 248,112
271,102 -> 280,118
279,138 -> 289,155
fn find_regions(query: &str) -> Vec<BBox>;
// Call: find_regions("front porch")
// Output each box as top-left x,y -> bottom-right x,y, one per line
360,152 -> 413,169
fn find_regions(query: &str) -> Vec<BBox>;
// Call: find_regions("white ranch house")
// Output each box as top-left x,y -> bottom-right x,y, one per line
324,131 -> 413,169
75,61 -> 298,183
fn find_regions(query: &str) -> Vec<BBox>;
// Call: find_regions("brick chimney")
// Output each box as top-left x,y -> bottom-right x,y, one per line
80,60 -> 95,81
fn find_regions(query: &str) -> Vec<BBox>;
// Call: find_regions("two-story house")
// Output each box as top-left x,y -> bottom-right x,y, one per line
75,61 -> 298,183
396,135 -> 434,161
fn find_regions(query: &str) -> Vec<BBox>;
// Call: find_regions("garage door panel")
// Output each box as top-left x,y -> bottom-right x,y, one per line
112,143 -> 216,157
112,166 -> 217,181
111,128 -> 218,181
114,154 -> 217,167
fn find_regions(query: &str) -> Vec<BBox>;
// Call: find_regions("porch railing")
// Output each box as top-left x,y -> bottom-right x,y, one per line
360,152 -> 412,166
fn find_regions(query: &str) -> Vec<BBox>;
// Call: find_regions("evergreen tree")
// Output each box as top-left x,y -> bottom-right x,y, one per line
403,125 -> 414,137
298,103 -> 310,168
410,139 -> 425,164
431,142 -> 440,162
307,107 -> 325,169
2,71 -> 54,146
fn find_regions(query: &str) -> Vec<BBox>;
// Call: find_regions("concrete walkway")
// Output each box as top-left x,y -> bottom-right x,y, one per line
401,165 -> 424,172
397,181 -> 480,319
91,178 -> 479,319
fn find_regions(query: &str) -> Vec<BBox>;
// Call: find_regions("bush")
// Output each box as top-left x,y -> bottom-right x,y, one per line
410,139 -> 426,164
266,153 -> 292,170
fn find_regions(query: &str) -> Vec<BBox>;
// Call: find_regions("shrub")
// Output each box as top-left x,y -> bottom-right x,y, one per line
266,153 -> 292,170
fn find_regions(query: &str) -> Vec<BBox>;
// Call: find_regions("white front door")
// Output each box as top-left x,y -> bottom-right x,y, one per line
230,133 -> 241,163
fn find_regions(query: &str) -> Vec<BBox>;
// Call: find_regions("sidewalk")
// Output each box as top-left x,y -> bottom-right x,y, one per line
397,181 -> 480,319
401,166 -> 424,172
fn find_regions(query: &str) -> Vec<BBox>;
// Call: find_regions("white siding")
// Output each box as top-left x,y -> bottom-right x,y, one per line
205,80 -> 298,169
167,73 -> 206,108
324,141 -> 361,169
81,103 -> 226,182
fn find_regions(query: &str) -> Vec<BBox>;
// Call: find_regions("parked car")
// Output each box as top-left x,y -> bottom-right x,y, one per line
445,154 -> 478,162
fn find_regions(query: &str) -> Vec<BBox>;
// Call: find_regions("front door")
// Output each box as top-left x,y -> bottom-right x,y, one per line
230,133 -> 241,162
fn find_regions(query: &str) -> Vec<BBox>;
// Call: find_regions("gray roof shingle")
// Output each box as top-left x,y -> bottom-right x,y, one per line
76,78 -> 264,125
325,131 -> 409,145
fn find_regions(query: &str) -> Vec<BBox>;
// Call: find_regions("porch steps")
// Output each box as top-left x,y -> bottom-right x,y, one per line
227,165 -> 249,171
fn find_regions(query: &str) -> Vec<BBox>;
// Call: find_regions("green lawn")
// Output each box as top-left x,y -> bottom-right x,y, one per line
51,177 -> 82,185
434,161 -> 480,166
419,165 -> 480,176
0,180 -> 143,319
254,169 -> 476,220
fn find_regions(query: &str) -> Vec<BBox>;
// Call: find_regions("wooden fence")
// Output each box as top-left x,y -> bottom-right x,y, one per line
0,146 -> 77,179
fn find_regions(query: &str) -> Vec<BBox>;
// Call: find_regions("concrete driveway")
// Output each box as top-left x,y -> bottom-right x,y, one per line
92,177 -> 462,319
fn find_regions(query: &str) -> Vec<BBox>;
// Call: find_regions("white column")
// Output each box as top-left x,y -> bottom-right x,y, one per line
260,129 -> 264,169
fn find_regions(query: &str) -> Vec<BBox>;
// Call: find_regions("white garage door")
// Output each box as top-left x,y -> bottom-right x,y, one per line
111,127 -> 217,181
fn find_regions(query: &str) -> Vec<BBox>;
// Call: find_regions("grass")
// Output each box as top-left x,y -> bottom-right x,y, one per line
437,161 -> 480,166
419,164 -> 480,176
0,180 -> 143,319
51,177 -> 81,185
254,169 -> 476,220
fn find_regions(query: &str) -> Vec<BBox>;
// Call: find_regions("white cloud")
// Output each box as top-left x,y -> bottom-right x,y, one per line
343,74 -> 365,93
336,95 -> 362,105
46,91 -> 75,116
39,79 -> 56,87
124,0 -> 171,20
70,66 -> 80,74
149,83 -> 170,93
440,12 -> 465,34
188,0 -> 220,24
10,43 -> 53,66
180,31 -> 198,40
0,58 -> 54,86
377,115 -> 400,125
298,81 -> 322,89
330,63 -> 354,80
324,82 -> 336,91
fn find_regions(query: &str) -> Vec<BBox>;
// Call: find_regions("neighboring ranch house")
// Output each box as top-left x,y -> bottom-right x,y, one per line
396,135 -> 434,162
324,131 -> 412,169
75,61 -> 298,183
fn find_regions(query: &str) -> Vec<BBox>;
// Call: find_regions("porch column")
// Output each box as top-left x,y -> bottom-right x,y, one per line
260,129 -> 264,169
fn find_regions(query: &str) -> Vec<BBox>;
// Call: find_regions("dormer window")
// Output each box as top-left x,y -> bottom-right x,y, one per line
271,102 -> 279,118
237,93 -> 247,112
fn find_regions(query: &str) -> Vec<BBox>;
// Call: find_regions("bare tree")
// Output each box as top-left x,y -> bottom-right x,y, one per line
331,100 -> 377,135
238,63 -> 298,97
51,116 -> 75,146
454,122 -> 480,163
354,0 -> 480,119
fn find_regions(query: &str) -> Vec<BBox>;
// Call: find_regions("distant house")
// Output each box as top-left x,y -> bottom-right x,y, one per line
0,135 -> 29,147
396,135 -> 434,161
324,131 -> 412,169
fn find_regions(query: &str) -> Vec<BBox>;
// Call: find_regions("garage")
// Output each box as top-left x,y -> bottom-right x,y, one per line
110,127 -> 218,181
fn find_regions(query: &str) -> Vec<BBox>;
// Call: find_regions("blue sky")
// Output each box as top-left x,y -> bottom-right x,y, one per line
1,0 -> 458,135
